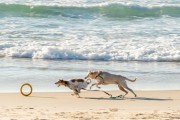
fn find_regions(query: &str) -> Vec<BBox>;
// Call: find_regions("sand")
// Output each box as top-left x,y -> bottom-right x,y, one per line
0,90 -> 180,120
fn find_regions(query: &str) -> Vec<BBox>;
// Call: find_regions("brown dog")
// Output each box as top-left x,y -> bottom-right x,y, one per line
85,71 -> 137,97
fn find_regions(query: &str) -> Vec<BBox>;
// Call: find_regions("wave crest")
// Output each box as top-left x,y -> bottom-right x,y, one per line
2,46 -> 180,62
0,3 -> 180,18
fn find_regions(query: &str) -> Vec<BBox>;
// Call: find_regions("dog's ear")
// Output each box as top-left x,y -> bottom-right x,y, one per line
59,79 -> 63,82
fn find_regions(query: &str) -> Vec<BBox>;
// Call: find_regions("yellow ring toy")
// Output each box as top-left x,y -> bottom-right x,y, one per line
20,83 -> 33,96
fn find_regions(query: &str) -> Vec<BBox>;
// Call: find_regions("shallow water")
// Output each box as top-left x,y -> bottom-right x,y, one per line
0,57 -> 179,92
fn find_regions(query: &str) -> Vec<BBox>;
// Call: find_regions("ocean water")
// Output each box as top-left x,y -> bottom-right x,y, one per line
0,0 -> 180,92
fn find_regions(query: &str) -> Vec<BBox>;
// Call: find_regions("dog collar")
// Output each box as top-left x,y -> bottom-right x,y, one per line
95,71 -> 103,80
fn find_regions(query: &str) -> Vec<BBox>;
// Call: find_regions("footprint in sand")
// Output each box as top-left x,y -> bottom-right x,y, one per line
135,113 -> 144,116
109,108 -> 119,112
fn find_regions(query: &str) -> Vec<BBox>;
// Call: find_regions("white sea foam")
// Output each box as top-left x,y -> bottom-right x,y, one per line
2,39 -> 180,61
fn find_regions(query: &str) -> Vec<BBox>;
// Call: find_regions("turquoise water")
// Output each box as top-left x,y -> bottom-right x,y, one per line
0,0 -> 180,92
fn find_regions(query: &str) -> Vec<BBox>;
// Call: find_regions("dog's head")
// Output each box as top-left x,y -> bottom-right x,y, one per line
85,70 -> 101,79
55,79 -> 67,87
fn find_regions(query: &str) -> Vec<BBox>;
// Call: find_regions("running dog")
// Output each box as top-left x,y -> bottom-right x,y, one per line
55,79 -> 91,98
85,71 -> 137,97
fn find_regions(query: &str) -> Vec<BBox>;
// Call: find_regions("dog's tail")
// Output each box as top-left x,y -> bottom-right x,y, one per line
86,79 -> 91,84
125,77 -> 137,82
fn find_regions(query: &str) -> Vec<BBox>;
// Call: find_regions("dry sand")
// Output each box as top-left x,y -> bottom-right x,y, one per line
0,90 -> 180,120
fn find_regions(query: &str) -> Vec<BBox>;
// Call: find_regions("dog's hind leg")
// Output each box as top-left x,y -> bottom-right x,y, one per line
123,85 -> 137,97
120,80 -> 137,97
118,85 -> 128,98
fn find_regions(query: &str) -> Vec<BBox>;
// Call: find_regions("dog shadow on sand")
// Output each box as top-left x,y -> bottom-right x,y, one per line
83,97 -> 124,100
83,96 -> 173,101
129,97 -> 172,101
29,96 -> 56,99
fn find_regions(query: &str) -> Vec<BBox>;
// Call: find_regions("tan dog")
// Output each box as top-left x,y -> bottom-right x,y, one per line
55,79 -> 91,98
85,71 -> 137,97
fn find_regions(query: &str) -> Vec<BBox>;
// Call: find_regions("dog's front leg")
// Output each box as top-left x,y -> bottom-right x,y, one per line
71,90 -> 80,98
90,83 -> 97,90
72,89 -> 78,95
96,80 -> 103,89
77,88 -> 81,93
74,89 -> 81,98
90,82 -> 102,89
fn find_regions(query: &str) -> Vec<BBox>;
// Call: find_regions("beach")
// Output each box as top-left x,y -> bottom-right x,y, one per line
0,0 -> 180,119
1,90 -> 180,120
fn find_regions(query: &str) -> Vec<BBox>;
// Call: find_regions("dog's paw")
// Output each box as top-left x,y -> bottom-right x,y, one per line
117,95 -> 123,98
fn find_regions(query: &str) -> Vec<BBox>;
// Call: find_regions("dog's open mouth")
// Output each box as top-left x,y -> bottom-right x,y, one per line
55,82 -> 60,87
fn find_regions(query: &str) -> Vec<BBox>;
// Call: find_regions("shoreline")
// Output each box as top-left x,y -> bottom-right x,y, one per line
1,90 -> 180,119
0,89 -> 180,93
1,57 -> 180,92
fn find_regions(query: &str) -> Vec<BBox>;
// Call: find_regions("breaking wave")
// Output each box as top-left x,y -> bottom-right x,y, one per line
0,3 -> 180,18
1,45 -> 179,62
